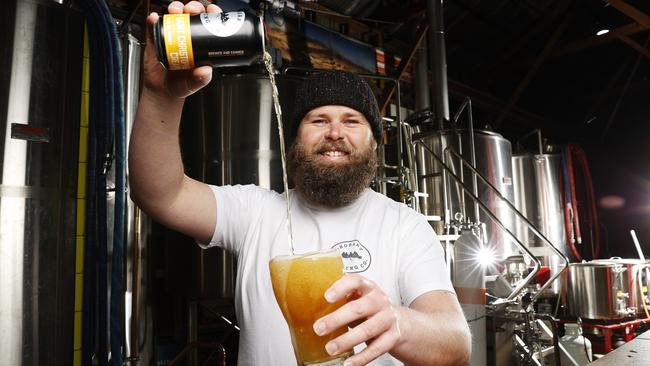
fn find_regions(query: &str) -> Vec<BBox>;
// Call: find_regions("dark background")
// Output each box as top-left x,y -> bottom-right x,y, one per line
113,0 -> 650,257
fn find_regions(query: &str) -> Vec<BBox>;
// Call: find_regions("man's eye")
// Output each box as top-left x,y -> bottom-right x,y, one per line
312,119 -> 327,124
344,119 -> 360,124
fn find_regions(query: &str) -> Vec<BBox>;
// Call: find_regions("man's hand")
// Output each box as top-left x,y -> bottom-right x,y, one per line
143,1 -> 222,100
312,275 -> 471,366
313,274 -> 402,366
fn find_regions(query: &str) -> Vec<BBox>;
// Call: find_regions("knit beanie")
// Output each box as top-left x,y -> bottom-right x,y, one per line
290,70 -> 382,142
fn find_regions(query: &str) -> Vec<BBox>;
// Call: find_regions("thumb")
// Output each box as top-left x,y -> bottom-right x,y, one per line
186,66 -> 213,94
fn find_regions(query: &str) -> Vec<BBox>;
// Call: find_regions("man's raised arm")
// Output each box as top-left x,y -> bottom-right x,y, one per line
128,1 -> 222,243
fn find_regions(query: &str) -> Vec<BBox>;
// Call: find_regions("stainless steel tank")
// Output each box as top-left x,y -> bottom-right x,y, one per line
591,258 -> 650,317
0,1 -> 83,364
512,153 -> 568,297
411,128 -> 516,261
183,73 -> 301,299
565,262 -> 634,320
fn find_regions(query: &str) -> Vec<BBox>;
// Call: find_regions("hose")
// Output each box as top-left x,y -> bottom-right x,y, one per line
79,0 -> 126,364
561,146 -> 582,261
569,145 -> 600,259
565,146 -> 582,246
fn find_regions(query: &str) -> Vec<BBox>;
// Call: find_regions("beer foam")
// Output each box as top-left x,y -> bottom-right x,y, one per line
270,249 -> 340,262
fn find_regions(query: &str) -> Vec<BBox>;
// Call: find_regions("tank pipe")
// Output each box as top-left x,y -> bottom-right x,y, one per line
426,0 -> 449,130
466,100 -> 479,224
414,43 -> 431,111
450,130 -> 468,222
448,97 -> 479,224
454,98 -> 479,222
415,141 -> 542,302
442,146 -> 569,302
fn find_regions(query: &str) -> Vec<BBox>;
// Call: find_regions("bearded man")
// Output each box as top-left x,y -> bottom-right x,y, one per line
129,2 -> 471,365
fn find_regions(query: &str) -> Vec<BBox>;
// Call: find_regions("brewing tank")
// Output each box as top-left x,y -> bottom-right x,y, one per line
412,128 -> 516,260
0,1 -> 83,364
512,153 -> 568,296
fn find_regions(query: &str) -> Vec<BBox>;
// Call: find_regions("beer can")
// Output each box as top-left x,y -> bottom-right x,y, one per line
153,10 -> 265,70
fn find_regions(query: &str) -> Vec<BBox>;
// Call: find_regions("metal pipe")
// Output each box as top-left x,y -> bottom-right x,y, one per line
415,42 -> 431,111
535,315 -> 562,366
451,97 -> 479,222
426,0 -> 449,130
466,99 -> 480,223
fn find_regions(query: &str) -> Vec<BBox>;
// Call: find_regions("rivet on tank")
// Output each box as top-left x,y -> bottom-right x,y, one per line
153,10 -> 266,70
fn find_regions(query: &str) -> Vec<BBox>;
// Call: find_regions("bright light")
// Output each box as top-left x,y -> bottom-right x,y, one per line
599,195 -> 625,210
596,29 -> 610,36
476,246 -> 496,267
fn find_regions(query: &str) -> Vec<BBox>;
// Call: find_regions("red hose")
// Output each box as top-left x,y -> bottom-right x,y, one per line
570,145 -> 601,259
566,148 -> 582,245
562,146 -> 582,261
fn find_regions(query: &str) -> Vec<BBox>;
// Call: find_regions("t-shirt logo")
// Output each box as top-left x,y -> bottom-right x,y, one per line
332,240 -> 371,273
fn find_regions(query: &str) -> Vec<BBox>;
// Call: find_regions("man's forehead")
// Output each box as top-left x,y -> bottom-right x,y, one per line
303,105 -> 365,118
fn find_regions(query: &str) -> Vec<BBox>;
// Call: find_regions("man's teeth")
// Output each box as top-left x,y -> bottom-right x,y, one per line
323,151 -> 344,157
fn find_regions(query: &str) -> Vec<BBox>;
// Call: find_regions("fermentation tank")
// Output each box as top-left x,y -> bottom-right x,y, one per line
512,153 -> 568,296
0,1 -> 83,365
411,128 -> 516,261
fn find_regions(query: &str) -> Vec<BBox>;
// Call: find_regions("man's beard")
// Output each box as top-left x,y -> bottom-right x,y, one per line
288,140 -> 377,208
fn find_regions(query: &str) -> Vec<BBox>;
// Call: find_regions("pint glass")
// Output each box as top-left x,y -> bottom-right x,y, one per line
269,249 -> 352,365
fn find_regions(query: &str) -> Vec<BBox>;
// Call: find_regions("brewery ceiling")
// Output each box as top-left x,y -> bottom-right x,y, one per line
110,0 -> 650,254
112,0 -> 650,145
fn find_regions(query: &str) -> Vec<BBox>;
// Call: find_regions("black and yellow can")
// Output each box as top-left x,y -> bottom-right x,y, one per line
153,10 -> 265,70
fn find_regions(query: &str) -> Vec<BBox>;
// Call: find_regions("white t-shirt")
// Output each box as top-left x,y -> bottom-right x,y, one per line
204,184 -> 454,365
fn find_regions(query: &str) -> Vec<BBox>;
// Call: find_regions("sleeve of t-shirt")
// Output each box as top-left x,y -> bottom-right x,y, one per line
198,184 -> 270,254
398,208 -> 455,307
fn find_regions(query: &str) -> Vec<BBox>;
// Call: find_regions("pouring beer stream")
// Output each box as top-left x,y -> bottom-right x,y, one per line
264,51 -> 296,255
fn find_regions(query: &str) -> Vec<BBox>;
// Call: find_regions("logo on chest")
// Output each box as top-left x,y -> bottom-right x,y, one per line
332,240 -> 372,273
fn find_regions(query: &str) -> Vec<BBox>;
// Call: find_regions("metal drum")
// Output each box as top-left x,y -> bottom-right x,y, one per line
565,262 -> 634,320
592,258 -> 650,317
512,153 -> 568,297
411,128 -> 516,262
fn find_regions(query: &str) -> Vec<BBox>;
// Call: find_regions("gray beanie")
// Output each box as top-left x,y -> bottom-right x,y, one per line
290,70 -> 382,142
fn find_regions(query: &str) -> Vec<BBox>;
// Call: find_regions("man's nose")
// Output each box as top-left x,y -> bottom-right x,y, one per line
325,121 -> 343,140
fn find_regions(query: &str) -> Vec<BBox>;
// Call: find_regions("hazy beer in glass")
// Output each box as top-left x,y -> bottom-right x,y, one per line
269,249 -> 352,365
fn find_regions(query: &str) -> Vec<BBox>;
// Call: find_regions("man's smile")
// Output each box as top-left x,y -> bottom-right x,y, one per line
317,148 -> 350,162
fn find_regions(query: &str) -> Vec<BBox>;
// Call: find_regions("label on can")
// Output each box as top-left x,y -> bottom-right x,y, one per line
163,13 -> 195,70
200,11 -> 245,37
